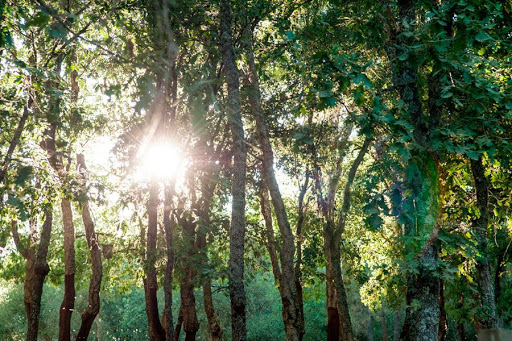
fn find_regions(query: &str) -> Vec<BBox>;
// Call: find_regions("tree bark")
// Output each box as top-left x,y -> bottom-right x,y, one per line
163,185 -> 175,341
39,92 -> 75,341
393,310 -> 401,341
309,114 -> 361,341
180,276 -> 199,341
40,50 -> 77,341
368,317 -> 374,341
325,136 -> 370,341
457,323 -> 466,341
144,182 -> 166,341
58,199 -> 76,341
382,2 -> 441,339
178,217 -> 199,341
381,309 -> 388,341
220,0 -> 248,339
174,307 -> 183,341
399,243 -> 439,341
203,278 -> 223,341
295,172 -> 309,341
96,315 -> 101,341
0,100 -> 31,185
258,185 -> 282,284
75,155 -> 103,341
12,212 -> 53,341
243,23 -> 303,340
470,157 -> 500,329
438,279 -> 447,341
197,181 -> 223,341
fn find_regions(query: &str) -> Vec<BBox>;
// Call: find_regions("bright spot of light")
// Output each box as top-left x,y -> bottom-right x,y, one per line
137,142 -> 185,181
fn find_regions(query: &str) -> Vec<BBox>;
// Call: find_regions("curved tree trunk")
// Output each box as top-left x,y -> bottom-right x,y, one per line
220,0 -> 248,339
203,278 -> 223,341
244,25 -> 302,341
12,212 -> 53,341
76,155 -> 103,341
0,100 -> 31,185
322,137 -> 370,341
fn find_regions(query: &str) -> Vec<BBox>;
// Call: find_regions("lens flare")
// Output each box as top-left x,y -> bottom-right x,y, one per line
137,142 -> 184,181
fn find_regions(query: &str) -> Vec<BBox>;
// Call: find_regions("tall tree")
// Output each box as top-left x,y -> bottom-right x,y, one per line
75,155 -> 103,340
220,0 -> 248,338
11,213 -> 53,341
243,23 -> 304,341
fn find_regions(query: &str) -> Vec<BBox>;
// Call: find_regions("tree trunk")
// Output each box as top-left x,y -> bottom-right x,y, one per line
163,185 -> 175,341
381,309 -> 388,341
295,172 -> 309,341
0,99 -> 31,185
203,278 -> 223,341
310,113 -> 366,341
399,244 -> 439,341
438,279 -> 447,341
174,307 -> 183,341
324,230 -> 339,341
470,157 -> 500,329
397,158 -> 441,340
244,25 -> 302,341
368,317 -> 374,341
59,198 -> 76,341
12,212 -> 53,341
144,182 -> 166,341
457,323 -> 466,341
382,2 -> 441,338
330,240 -> 353,341
456,292 -> 466,341
197,194 -> 223,341
96,315 -> 101,341
76,155 -> 103,341
40,76 -> 76,341
179,218 -> 199,341
220,0 -> 248,339
333,137 -> 371,341
180,275 -> 199,341
393,310 -> 401,341
40,51 -> 77,341
258,186 -> 282,283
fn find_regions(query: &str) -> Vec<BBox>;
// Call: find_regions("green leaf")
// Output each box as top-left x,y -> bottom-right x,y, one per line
285,31 -> 295,41
15,166 -> 33,185
366,214 -> 383,230
7,195 -> 27,220
475,31 -> 491,42
318,90 -> 333,98
49,23 -> 67,39
441,91 -> 452,98
25,11 -> 51,29
398,53 -> 408,61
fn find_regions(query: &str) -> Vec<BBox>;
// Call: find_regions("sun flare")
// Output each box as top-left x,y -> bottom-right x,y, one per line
137,142 -> 185,181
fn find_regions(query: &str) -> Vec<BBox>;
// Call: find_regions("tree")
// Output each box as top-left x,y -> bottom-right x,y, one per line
220,0 -> 249,339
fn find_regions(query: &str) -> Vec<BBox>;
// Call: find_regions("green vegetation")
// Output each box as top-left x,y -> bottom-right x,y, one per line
1,0 -> 512,340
